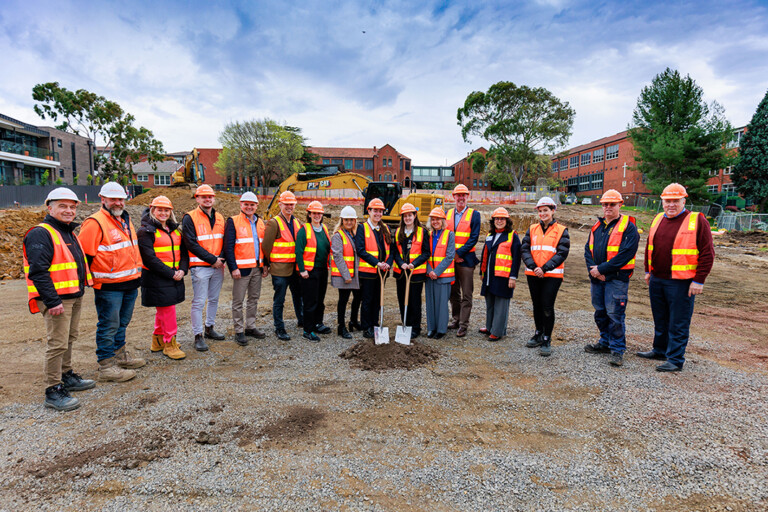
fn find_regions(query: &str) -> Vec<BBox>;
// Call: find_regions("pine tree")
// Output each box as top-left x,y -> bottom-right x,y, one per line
732,90 -> 768,211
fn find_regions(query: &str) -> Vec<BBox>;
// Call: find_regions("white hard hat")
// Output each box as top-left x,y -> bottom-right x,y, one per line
340,206 -> 358,219
99,181 -> 128,199
240,191 -> 259,203
45,187 -> 80,205
536,197 -> 557,209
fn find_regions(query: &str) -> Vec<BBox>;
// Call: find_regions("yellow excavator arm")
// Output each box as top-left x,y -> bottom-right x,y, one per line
265,172 -> 372,219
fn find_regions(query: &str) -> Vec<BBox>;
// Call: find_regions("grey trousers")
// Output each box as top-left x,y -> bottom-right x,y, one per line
232,270 -> 262,332
426,280 -> 451,334
485,294 -> 510,337
450,265 -> 475,328
190,266 -> 225,335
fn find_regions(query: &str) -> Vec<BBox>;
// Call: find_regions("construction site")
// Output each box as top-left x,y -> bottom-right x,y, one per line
0,190 -> 766,511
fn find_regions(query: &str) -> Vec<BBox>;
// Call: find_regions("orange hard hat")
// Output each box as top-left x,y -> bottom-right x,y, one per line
600,189 -> 624,203
279,191 -> 297,204
428,207 -> 446,219
194,184 -> 215,197
491,207 -> 510,219
150,195 -> 173,209
399,203 -> 417,215
660,183 -> 688,200
307,200 -> 324,213
368,198 -> 385,210
453,184 -> 470,195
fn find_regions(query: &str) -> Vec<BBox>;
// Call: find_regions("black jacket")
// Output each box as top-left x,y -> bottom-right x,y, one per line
354,221 -> 394,279
23,215 -> 87,309
584,215 -> 639,282
137,209 -> 189,308
224,215 -> 264,277
392,225 -> 430,283
480,230 -> 522,299
182,207 -> 224,266
521,220 -> 571,273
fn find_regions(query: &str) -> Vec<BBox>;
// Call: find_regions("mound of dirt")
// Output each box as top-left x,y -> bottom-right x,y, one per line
0,208 -> 47,279
339,340 -> 440,371
719,230 -> 768,247
128,188 -> 244,219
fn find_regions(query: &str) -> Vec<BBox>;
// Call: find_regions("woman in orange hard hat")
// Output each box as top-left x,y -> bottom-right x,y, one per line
425,207 -> 455,339
392,203 -> 430,339
479,207 -> 521,341
296,201 -> 332,342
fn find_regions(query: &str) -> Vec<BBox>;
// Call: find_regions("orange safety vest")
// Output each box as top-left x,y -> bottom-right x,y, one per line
299,223 -> 330,272
144,228 -> 183,270
187,207 -> 225,267
82,209 -> 142,288
492,231 -> 516,278
330,230 -> 356,278
23,223 -> 93,314
524,222 -> 566,278
232,213 -> 266,269
359,222 -> 390,274
270,215 -> 302,264
588,214 -> 636,274
647,211 -> 700,279
429,229 -> 455,279
447,207 -> 475,253
393,226 -> 427,275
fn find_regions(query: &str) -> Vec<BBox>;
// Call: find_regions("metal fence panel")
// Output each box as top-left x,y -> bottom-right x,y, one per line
717,212 -> 768,231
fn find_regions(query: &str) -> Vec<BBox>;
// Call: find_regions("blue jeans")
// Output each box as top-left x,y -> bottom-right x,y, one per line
591,279 -> 629,353
94,288 -> 138,362
649,276 -> 695,368
271,274 -> 303,331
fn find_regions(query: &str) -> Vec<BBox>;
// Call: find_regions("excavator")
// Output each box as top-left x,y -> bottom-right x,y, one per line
171,148 -> 205,187
264,165 -> 444,225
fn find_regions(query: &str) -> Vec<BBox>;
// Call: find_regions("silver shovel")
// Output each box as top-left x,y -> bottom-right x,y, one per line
395,268 -> 412,345
374,267 -> 389,345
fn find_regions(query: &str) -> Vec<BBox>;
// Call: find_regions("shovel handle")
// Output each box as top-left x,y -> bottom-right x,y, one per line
403,268 -> 412,308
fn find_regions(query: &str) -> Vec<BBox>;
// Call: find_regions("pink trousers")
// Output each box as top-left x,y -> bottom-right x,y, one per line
153,306 -> 178,343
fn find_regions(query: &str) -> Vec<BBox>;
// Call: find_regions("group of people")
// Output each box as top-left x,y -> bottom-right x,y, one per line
23,181 -> 713,412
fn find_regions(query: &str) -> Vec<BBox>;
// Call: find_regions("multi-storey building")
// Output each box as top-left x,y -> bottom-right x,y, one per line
307,144 -> 412,186
706,126 -> 745,195
38,125 -> 94,185
451,147 -> 491,190
1,113 -> 61,185
411,166 -> 455,189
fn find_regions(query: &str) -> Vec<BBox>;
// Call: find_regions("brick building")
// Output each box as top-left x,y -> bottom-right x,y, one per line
451,147 -> 490,190
706,126 -> 745,195
131,160 -> 183,187
307,144 -> 412,186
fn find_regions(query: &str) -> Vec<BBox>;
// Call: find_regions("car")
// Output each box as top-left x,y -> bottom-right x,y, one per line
581,197 -> 593,205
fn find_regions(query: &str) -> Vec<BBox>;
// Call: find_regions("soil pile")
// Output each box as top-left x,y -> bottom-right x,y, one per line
339,340 -> 440,371
0,208 -> 46,279
128,188 -> 244,219
718,230 -> 768,247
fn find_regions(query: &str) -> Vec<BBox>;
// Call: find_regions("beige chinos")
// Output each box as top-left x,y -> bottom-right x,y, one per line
232,271 -> 262,332
38,297 -> 83,387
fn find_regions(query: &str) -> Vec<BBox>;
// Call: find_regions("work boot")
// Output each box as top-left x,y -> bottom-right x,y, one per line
115,346 -> 146,369
539,336 -> 552,357
315,324 -> 332,335
61,370 -> 96,392
245,327 -> 266,339
585,342 -> 611,354
338,325 -> 352,339
151,334 -> 163,352
235,332 -> 248,346
303,331 -> 320,342
348,320 -> 362,332
609,351 -> 624,367
456,327 -> 468,337
97,358 -> 136,382
526,331 -> 543,348
194,334 -> 209,352
275,329 -> 291,341
447,318 -> 459,330
163,337 -> 186,360
637,350 -> 666,361
204,325 -> 225,340
44,384 -> 80,412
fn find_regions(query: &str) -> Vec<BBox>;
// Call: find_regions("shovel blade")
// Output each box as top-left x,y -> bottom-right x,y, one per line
374,326 -> 389,345
395,326 -> 412,345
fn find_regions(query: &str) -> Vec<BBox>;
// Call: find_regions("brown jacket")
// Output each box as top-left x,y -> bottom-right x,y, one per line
261,214 -> 298,277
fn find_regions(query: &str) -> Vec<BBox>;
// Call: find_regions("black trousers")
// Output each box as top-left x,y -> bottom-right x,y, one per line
396,276 -> 423,334
301,268 -> 328,332
526,275 -> 562,337
359,277 -> 382,330
337,288 -> 361,326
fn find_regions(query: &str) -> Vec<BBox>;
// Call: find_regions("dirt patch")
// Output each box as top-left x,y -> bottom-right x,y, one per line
339,340 -> 440,371
0,208 -> 47,279
234,406 -> 325,448
718,230 -> 768,248
128,187 -> 244,219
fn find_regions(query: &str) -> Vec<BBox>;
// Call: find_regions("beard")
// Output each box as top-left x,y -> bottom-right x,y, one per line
109,206 -> 124,217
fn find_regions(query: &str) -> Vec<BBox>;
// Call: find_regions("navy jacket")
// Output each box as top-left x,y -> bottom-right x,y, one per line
583,215 -> 639,283
450,208 -> 482,268
223,215 -> 264,277
480,230 -> 522,299
354,222 -> 394,279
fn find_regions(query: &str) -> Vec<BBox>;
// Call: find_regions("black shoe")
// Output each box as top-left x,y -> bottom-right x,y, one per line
349,320 -> 362,332
245,328 -> 266,339
526,331 -> 543,348
235,332 -> 248,346
303,331 -> 320,342
427,331 -> 436,339
363,328 -> 375,339
655,361 -> 682,372
275,329 -> 291,341
194,334 -> 209,352
338,325 -> 353,339
585,343 -> 611,354
434,332 -> 445,339
609,351 -> 624,367
297,320 -> 303,329
637,350 -> 666,360
61,370 -> 96,392
315,324 -> 332,335
410,330 -> 420,340
44,384 -> 80,412
204,325 -> 225,340
539,336 -> 552,357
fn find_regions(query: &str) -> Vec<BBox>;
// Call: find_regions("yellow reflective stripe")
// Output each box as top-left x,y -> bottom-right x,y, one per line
273,242 -> 295,248
588,244 -> 594,250
53,280 -> 79,290
455,231 -> 470,237
671,249 -> 699,255
626,258 -> 636,265
154,245 -> 180,252
270,253 -> 295,260
28,285 -> 37,293
671,264 -> 697,271
496,254 -> 512,261
162,261 -> 175,267
606,245 -> 620,251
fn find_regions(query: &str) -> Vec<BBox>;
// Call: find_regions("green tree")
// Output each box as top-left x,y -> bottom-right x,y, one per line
732,90 -> 768,211
40,169 -> 50,185
468,151 -> 486,175
457,81 -> 575,192
215,119 -> 305,194
32,82 -> 165,182
628,68 -> 734,200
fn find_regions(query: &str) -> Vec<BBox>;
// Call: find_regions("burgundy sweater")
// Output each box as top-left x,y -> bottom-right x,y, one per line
644,210 -> 715,283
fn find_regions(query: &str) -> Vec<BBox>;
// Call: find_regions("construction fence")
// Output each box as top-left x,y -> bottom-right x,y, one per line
716,212 -> 768,232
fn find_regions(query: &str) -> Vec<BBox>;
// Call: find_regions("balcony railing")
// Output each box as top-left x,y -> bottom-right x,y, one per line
0,140 -> 59,161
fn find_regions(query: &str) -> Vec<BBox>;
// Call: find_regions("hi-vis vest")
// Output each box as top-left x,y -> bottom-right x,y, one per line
83,209 -> 141,288
270,215 -> 302,264
647,211 -> 700,279
394,226 -> 427,275
447,207 -> 475,252
588,214 -> 636,274
23,223 -> 93,314
429,229 -> 455,279
524,222 -> 566,278
359,222 -> 390,274
144,228 -> 182,270
233,213 -> 266,269
187,207 -> 225,267
299,223 -> 330,272
330,230 -> 356,278
481,231 -> 516,278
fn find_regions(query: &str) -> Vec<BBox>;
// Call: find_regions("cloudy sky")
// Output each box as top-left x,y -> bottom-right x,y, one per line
2,0 -> 768,165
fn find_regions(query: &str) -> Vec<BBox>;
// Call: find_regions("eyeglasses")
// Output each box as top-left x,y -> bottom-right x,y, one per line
602,203 -> 619,207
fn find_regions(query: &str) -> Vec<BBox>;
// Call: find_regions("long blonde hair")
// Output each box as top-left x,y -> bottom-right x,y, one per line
333,217 -> 357,237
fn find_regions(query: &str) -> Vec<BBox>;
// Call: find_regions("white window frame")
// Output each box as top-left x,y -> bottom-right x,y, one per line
155,174 -> 171,186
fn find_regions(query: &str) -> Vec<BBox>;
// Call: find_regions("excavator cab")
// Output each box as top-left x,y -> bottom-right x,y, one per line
363,182 -> 403,216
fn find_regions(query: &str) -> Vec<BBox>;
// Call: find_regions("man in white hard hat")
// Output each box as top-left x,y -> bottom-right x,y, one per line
224,192 -> 268,346
23,188 -> 95,411
78,182 -> 145,383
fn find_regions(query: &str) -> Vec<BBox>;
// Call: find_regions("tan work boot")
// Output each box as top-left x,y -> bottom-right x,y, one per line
115,345 -> 146,369
97,357 -> 136,382
151,334 -> 163,352
163,336 -> 186,360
